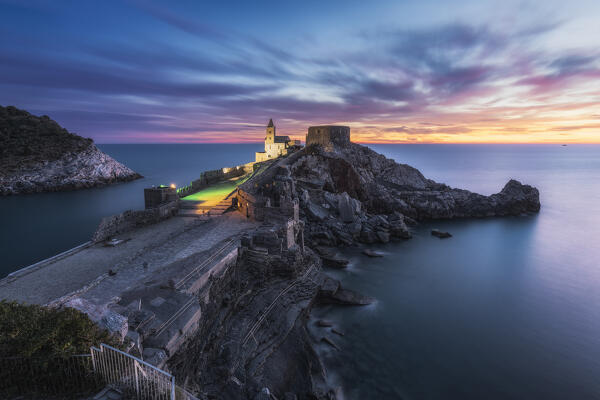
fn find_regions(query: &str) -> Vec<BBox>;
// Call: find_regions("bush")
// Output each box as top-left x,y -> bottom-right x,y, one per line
0,301 -> 120,358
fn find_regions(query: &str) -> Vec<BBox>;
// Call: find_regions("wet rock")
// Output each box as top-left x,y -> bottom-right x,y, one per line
319,284 -> 375,306
316,320 -> 333,327
319,276 -> 341,298
362,249 -> 384,257
315,247 -> 349,268
360,228 -> 377,244
431,229 -> 452,238
321,336 -> 340,350
376,230 -> 390,243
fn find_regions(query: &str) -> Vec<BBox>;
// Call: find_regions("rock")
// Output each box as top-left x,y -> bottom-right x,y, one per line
319,277 -> 340,298
305,201 -> 329,221
337,192 -> 355,222
142,347 -> 167,367
319,284 -> 375,306
300,189 -> 310,204
316,320 -> 333,327
0,105 -> 141,195
321,336 -> 340,350
359,228 -> 377,244
284,393 -> 298,400
431,229 -> 452,238
376,230 -> 390,243
320,255 -> 349,269
101,312 -> 129,341
362,249 -> 384,257
64,298 -> 129,341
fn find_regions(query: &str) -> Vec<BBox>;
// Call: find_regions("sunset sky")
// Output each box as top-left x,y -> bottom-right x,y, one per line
1,0 -> 599,143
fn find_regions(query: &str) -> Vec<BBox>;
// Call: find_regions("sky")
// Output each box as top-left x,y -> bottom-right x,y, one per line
1,0 -> 599,144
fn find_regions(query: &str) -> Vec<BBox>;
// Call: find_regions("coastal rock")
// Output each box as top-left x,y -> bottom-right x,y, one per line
0,105 -> 141,195
316,320 -> 334,327
362,249 -> 384,257
431,229 -> 452,238
286,142 -> 540,248
323,288 -> 375,306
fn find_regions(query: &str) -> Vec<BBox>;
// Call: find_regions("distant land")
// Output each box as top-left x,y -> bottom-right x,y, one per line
0,105 -> 141,195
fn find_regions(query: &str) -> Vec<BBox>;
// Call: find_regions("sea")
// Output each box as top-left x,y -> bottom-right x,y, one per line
1,143 -> 599,399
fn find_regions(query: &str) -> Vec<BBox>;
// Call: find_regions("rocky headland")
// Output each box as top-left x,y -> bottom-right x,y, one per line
0,105 -> 141,195
166,128 -> 540,400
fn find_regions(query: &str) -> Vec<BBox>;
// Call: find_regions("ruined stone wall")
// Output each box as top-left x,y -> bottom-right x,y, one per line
236,188 -> 265,220
92,200 -> 179,242
306,125 -> 350,151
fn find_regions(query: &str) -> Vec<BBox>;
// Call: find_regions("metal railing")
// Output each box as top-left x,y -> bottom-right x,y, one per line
91,343 -> 175,400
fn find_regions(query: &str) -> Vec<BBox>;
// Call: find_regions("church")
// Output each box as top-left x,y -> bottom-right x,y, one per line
255,119 -> 300,162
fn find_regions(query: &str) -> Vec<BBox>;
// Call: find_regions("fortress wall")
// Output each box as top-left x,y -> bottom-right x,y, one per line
306,125 -> 350,151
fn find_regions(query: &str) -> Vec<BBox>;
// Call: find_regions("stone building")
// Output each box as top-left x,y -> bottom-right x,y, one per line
306,125 -> 350,151
255,119 -> 300,162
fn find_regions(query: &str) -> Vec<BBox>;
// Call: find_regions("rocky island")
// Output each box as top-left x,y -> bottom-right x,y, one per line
0,122 -> 540,399
0,105 -> 141,195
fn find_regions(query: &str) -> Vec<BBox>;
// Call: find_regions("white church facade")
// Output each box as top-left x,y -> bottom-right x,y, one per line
255,119 -> 300,162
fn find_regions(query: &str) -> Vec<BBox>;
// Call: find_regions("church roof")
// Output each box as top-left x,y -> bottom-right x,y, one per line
274,135 -> 291,143
267,118 -> 274,127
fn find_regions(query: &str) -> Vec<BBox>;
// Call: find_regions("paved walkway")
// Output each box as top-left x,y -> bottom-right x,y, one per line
0,213 -> 258,305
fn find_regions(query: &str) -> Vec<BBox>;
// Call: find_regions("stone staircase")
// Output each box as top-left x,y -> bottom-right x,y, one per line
177,200 -> 210,217
209,196 -> 235,216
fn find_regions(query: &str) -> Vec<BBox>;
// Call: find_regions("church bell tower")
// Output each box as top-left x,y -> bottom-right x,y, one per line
265,118 -> 275,144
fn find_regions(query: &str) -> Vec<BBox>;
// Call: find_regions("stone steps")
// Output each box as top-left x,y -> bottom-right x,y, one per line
209,197 -> 235,215
178,200 -> 210,217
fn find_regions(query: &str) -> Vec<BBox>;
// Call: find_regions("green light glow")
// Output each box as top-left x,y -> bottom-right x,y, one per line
182,174 -> 251,206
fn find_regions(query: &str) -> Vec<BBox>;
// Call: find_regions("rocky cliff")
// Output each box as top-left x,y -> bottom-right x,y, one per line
240,142 -> 540,248
169,141 -> 541,399
0,105 -> 141,195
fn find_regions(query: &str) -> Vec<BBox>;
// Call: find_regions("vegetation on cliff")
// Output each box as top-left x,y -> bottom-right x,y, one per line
0,105 -> 141,195
0,301 -> 119,358
0,106 -> 92,174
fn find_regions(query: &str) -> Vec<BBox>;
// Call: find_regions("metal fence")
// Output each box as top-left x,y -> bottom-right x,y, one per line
0,354 -> 100,398
91,343 -> 176,400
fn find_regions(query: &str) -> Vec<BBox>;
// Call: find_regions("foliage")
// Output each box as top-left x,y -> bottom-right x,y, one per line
0,300 -> 119,358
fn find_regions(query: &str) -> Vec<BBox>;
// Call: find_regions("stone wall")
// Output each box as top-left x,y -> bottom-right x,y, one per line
92,200 -> 179,242
236,188 -> 265,220
306,125 -> 350,151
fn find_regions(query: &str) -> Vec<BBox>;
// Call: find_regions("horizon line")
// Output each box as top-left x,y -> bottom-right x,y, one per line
95,141 -> 600,145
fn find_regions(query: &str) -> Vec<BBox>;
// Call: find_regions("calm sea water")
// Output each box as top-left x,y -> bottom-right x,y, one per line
1,144 -> 599,399
312,144 -> 600,400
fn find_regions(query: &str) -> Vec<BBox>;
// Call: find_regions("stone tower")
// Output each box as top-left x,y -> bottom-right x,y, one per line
265,118 -> 276,144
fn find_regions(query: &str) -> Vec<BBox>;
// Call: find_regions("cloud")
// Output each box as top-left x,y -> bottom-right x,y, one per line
1,3 -> 598,143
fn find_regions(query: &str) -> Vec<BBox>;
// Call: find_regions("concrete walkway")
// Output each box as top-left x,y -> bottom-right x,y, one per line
0,213 -> 258,305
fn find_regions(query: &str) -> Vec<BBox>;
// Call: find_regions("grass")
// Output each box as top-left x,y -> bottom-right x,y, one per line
182,173 -> 251,206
